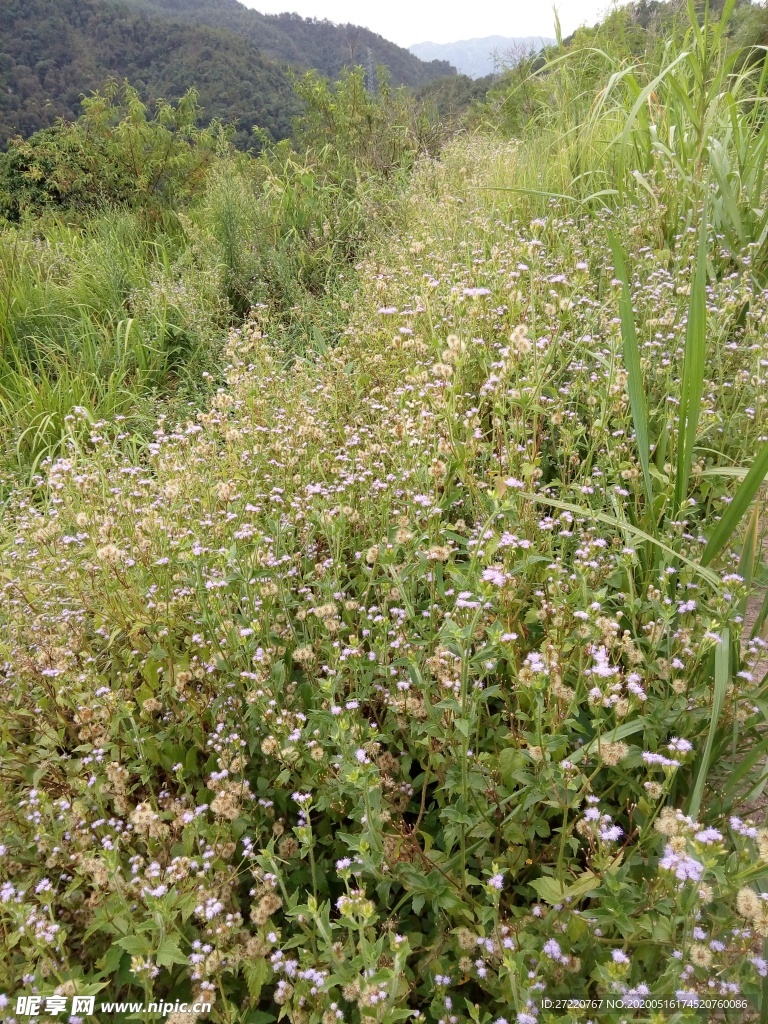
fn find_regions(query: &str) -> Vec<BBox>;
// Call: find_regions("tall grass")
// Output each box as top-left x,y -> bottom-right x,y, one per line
0,68 -> 427,487
0,209 -> 225,482
581,0 -> 768,271
498,0 -> 768,834
0,155 -> 398,487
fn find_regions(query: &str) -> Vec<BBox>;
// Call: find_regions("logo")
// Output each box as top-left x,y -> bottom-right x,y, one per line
15,995 -> 95,1016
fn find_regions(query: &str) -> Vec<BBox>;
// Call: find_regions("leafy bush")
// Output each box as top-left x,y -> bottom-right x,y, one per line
291,66 -> 450,180
0,83 -> 228,222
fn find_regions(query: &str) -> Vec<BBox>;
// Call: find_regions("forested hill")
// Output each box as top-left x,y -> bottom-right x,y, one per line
0,0 -> 300,145
122,0 -> 455,86
0,0 -> 454,147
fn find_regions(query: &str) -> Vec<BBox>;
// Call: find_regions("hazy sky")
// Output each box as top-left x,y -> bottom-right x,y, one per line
241,0 -> 628,47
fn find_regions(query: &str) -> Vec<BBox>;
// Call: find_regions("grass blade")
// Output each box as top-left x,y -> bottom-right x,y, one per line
607,230 -> 654,516
688,627 -> 731,821
701,441 -> 768,566
719,735 -> 768,810
516,492 -> 721,590
709,139 -> 745,253
736,503 -> 761,618
619,52 -> 692,151
675,210 -> 708,515
750,585 -> 768,640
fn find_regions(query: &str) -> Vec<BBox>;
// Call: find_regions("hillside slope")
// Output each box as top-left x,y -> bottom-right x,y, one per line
1,132 -> 767,1010
3,0 -> 768,1013
0,0 -> 302,145
0,0 -> 454,147
123,0 -> 456,86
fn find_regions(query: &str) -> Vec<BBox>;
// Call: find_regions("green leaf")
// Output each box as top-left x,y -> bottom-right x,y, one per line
675,210 -> 708,514
529,876 -> 567,904
737,503 -> 761,617
100,945 -> 127,974
244,959 -> 270,1003
156,937 -> 187,968
721,734 -> 768,809
688,628 -> 731,820
750,585 -> 768,641
530,871 -> 600,905
702,442 -> 768,566
185,745 -> 199,774
563,872 -> 601,901
499,747 -> 527,784
568,719 -> 646,765
116,935 -> 149,956
607,230 -> 653,512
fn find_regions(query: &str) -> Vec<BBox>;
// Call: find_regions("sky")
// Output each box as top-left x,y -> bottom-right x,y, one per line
240,0 -> 628,47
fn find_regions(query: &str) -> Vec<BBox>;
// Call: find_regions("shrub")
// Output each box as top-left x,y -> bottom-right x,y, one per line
291,65 -> 450,180
0,82 -> 229,222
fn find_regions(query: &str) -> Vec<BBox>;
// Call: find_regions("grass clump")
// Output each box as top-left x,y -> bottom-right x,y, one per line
0,70 -> 422,486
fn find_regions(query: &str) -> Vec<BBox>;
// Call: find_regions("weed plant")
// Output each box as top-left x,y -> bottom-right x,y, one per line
1,4 -> 768,1022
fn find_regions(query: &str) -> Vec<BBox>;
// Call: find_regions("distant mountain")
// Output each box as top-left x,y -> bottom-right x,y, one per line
0,0 -> 455,148
410,36 -> 553,79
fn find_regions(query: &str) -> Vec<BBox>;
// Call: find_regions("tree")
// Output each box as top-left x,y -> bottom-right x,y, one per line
0,82 -> 230,220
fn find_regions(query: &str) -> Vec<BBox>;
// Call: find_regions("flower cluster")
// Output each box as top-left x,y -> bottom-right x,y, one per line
0,132 -> 767,1023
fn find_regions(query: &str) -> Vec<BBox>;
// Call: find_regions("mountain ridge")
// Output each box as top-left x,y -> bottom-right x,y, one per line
410,35 -> 553,79
0,0 -> 455,147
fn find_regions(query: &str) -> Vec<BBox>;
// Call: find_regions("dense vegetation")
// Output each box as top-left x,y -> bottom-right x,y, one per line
0,0 -> 297,146
416,73 -> 495,123
122,0 -> 453,86
3,1 -> 768,1021
0,0 -> 452,147
0,69 -> 443,488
